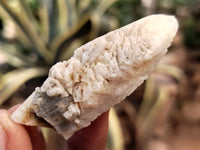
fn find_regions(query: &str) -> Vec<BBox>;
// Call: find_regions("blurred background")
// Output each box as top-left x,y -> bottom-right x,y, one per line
0,0 -> 200,150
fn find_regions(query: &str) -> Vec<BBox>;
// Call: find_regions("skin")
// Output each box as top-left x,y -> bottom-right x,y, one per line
0,105 -> 109,150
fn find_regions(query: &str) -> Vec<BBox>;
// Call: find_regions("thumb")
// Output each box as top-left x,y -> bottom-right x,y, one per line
0,110 -> 32,150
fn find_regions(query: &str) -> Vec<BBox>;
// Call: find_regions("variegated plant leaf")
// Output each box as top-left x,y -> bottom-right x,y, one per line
0,0 -> 53,64
0,67 -> 48,105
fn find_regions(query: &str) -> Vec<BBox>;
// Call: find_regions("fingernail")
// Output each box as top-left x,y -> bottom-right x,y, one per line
0,125 -> 7,150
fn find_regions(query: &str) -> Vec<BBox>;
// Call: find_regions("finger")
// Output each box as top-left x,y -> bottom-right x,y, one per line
9,104 -> 46,150
0,110 -> 32,150
25,126 -> 46,150
8,104 -> 21,114
0,124 -> 7,150
67,111 -> 109,150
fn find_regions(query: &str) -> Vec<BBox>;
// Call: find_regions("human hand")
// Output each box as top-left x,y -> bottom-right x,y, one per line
0,105 -> 109,150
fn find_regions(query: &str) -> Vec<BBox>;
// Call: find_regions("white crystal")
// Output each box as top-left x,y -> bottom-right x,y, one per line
11,14 -> 178,140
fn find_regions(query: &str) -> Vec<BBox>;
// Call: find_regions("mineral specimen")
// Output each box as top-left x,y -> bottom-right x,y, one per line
11,14 -> 178,139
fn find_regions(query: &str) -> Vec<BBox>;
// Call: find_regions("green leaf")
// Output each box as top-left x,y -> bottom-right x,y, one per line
59,38 -> 85,61
0,67 -> 48,105
156,64 -> 185,82
96,0 -> 117,15
77,0 -> 92,15
41,0 -> 58,42
137,76 -> 156,125
0,7 -> 31,49
57,0 -> 68,33
65,0 -> 78,28
89,0 -> 117,39
38,1 -> 49,43
0,43 -> 35,68
137,86 -> 172,142
98,14 -> 119,33
108,108 -> 124,150
20,0 -> 38,25
0,1 -> 54,64
50,14 -> 90,58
